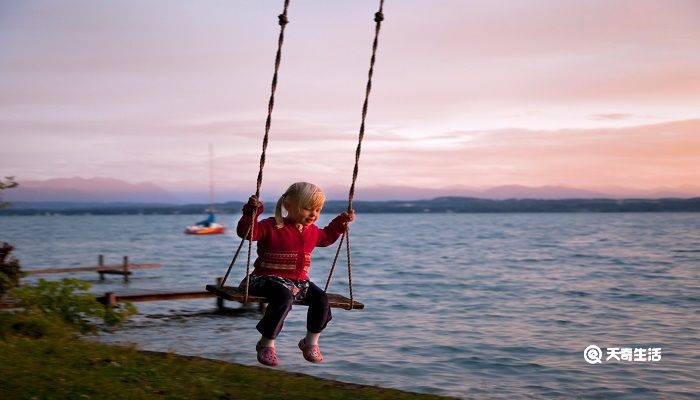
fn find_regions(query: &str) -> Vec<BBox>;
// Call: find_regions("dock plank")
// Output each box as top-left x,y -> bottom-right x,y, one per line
96,289 -> 215,305
26,263 -> 161,275
205,285 -> 364,310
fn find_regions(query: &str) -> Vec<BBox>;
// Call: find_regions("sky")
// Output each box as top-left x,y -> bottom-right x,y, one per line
1,0 -> 699,201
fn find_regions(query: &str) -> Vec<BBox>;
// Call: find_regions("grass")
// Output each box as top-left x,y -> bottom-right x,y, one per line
0,334 -> 454,400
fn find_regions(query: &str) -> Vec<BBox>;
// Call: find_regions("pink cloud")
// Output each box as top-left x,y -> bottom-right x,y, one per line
352,119 -> 700,189
592,113 -> 633,121
2,1 -> 699,198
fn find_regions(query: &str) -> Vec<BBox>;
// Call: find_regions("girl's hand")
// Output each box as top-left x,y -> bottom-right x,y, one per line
341,209 -> 355,223
247,195 -> 262,208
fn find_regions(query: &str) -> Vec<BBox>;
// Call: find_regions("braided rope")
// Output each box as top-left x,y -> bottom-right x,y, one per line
324,232 -> 345,292
325,0 -> 385,307
347,1 -> 384,212
220,226 -> 248,286
345,225 -> 354,309
219,0 -> 291,298
256,0 -> 290,200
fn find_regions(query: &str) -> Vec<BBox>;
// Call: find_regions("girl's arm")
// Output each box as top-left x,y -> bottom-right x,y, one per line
237,196 -> 267,240
316,210 -> 355,247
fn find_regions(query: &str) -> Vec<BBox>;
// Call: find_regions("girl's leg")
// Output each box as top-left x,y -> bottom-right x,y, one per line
255,280 -> 294,340
304,281 -> 332,335
298,282 -> 330,363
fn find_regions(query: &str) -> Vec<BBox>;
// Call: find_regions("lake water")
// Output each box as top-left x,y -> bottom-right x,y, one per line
2,213 -> 699,399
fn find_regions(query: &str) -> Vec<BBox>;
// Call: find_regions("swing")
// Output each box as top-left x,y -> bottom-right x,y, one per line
206,0 -> 386,310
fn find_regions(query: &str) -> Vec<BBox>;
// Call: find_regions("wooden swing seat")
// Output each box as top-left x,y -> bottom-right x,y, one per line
206,284 -> 364,310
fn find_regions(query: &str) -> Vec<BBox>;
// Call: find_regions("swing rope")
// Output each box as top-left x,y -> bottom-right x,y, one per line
220,0 -> 291,304
219,0 -> 385,311
324,0 -> 385,310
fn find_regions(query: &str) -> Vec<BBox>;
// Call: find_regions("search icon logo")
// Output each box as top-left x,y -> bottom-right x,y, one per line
584,345 -> 603,364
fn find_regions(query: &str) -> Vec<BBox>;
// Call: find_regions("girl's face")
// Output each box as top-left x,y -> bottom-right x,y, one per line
287,202 -> 322,226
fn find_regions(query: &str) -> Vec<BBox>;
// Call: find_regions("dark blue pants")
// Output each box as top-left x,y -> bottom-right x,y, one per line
252,280 -> 332,339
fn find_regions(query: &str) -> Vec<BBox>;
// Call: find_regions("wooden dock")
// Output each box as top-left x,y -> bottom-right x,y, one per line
97,278 -> 229,309
96,288 -> 216,307
25,255 -> 160,282
4,278 -> 227,310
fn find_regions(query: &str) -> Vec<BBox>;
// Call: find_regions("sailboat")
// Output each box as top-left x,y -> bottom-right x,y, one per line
185,144 -> 226,235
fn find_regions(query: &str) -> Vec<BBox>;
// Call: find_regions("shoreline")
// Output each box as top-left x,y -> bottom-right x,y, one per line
3,197 -> 700,215
1,334 -> 456,399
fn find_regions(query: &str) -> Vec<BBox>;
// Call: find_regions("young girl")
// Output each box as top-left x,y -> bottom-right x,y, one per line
237,182 -> 355,367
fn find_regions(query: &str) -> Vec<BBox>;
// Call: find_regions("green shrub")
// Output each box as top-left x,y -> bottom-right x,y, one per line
0,312 -> 73,339
0,242 -> 24,298
8,278 -> 137,335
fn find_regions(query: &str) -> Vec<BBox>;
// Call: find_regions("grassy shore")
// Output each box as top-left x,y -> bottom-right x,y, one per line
0,334 -> 454,399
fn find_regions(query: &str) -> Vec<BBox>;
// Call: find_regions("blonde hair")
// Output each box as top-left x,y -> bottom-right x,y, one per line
275,182 -> 326,228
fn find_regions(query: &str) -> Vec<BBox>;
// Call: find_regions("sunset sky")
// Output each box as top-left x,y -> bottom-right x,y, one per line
1,0 -> 699,201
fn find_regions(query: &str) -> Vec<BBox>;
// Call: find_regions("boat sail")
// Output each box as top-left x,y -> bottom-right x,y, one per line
185,144 -> 225,235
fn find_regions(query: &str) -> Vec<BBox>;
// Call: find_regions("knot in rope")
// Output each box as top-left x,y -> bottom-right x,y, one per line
374,12 -> 384,22
278,14 -> 289,25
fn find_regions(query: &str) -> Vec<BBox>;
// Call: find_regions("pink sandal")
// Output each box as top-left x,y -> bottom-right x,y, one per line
298,338 -> 323,363
256,341 -> 279,367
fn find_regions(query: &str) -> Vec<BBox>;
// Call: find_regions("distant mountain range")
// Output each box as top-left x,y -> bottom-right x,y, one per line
4,177 -> 700,204
4,177 -> 180,203
343,184 -> 700,201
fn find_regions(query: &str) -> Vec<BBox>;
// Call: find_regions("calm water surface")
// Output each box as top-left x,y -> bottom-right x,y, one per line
2,213 -> 699,399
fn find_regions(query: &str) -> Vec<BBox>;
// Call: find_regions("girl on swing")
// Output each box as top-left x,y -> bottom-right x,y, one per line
237,182 -> 355,367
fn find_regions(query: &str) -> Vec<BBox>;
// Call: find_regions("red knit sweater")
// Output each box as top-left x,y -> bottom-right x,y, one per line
237,203 -> 348,281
